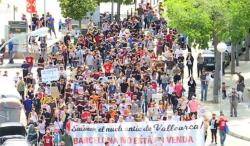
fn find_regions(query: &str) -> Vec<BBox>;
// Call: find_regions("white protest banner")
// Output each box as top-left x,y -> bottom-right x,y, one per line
41,68 -> 60,83
70,119 -> 205,146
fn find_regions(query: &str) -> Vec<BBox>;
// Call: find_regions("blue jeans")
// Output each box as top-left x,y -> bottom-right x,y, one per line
201,84 -> 208,101
8,51 -> 14,64
162,83 -> 167,91
219,130 -> 226,145
142,101 -> 148,114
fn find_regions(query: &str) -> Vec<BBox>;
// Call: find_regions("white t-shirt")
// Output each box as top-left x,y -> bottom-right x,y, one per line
54,121 -> 63,130
85,55 -> 94,66
38,122 -> 46,134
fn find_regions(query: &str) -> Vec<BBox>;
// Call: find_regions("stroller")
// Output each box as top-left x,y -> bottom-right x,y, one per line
27,124 -> 38,146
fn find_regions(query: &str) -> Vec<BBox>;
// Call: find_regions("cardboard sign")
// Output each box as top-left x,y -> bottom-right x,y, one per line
41,68 -> 60,83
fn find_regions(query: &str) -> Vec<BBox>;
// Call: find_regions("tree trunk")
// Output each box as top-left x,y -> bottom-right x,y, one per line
116,1 -> 121,21
245,31 -> 250,61
231,43 -> 236,74
134,0 -> 137,10
213,39 -> 220,103
78,20 -> 81,29
236,42 -> 239,66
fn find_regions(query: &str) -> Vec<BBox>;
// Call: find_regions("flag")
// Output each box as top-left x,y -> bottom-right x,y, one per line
26,0 -> 37,13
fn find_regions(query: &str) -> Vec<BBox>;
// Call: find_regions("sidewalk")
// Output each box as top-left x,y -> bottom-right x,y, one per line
204,61 -> 250,141
185,49 -> 250,142
0,59 -> 23,69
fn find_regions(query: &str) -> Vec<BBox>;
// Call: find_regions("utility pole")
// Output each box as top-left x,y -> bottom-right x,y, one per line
13,5 -> 17,21
44,0 -> 46,26
111,0 -> 114,20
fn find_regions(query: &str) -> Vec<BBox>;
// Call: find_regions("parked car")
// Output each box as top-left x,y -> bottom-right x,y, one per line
202,50 -> 215,70
0,97 -> 27,126
2,139 -> 30,146
202,49 -> 230,70
0,122 -> 27,145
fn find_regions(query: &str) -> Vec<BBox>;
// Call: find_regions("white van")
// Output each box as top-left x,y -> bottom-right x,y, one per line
0,77 -> 21,100
0,98 -> 27,126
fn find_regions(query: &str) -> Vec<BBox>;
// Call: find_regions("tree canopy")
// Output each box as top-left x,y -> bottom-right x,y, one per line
164,0 -> 250,102
101,0 -> 134,20
227,0 -> 250,43
164,0 -> 250,48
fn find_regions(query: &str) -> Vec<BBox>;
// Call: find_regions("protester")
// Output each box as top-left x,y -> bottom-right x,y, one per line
43,130 -> 53,146
197,53 -> 204,77
200,71 -> 209,101
186,52 -> 194,77
218,113 -> 228,146
229,88 -> 240,117
8,40 -> 14,64
188,96 -> 199,119
222,82 -> 228,99
187,76 -> 196,100
210,113 -> 218,144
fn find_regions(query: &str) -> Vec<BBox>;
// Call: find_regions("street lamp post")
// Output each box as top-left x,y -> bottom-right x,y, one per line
217,42 -> 227,113
44,0 -> 46,27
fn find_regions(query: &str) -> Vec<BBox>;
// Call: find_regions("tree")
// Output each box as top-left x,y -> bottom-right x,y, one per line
59,0 -> 97,29
164,0 -> 248,103
226,0 -> 250,72
164,0 -> 212,49
102,0 -> 134,20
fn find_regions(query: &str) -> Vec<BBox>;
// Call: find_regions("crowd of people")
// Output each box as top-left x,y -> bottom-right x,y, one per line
4,2 -> 245,146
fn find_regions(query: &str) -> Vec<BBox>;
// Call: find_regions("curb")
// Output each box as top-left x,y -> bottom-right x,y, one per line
0,64 -> 22,69
228,131 -> 250,141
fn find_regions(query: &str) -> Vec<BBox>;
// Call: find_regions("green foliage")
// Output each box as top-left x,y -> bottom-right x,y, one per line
227,0 -> 250,43
164,0 -> 250,48
59,0 -> 97,21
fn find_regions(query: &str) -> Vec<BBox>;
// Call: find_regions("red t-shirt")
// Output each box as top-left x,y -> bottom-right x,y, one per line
66,120 -> 71,132
37,92 -> 45,99
103,63 -> 112,73
174,84 -> 183,97
94,35 -> 102,45
126,91 -> 133,98
25,56 -> 34,66
151,82 -> 157,90
81,111 -> 91,120
218,118 -> 228,131
165,34 -> 173,43
43,135 -> 53,146
136,49 -> 145,57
